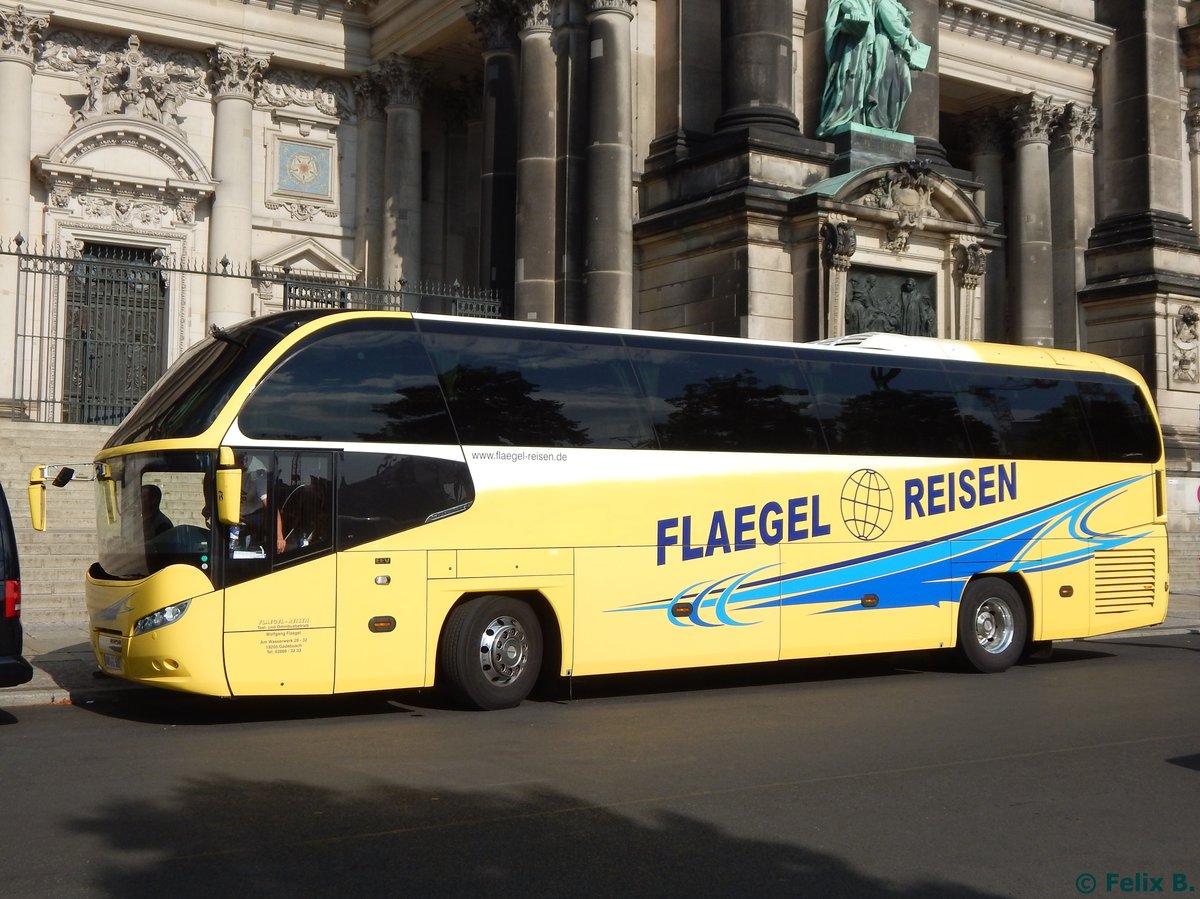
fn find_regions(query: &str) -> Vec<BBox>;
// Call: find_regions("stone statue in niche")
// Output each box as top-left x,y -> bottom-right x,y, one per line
847,270 -> 935,336
1171,305 -> 1199,384
817,0 -> 931,137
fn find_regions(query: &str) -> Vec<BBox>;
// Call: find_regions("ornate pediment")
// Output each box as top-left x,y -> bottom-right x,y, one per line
35,117 -> 216,229
808,160 -> 988,255
854,161 -> 939,253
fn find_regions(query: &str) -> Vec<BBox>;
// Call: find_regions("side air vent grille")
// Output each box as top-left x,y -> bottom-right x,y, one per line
1094,548 -> 1157,615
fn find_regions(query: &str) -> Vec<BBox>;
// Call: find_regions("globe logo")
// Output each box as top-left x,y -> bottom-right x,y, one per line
841,469 -> 893,541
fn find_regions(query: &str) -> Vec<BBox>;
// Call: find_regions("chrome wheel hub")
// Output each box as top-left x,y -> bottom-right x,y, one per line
974,599 -> 1015,655
477,615 -> 528,685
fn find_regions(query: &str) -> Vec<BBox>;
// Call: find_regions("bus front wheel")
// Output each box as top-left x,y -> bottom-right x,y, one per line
440,595 -> 543,710
957,578 -> 1027,673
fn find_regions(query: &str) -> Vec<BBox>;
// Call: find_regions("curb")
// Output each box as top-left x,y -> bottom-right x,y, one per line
1087,626 -> 1200,641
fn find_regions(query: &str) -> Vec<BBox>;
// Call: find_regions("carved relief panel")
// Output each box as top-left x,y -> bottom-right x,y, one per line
1171,305 -> 1200,387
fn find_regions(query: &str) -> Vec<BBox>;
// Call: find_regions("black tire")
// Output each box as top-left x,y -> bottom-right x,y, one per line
957,578 -> 1027,673
440,595 -> 543,710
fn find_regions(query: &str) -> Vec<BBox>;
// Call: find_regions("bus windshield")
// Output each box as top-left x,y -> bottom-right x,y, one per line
95,451 -> 214,581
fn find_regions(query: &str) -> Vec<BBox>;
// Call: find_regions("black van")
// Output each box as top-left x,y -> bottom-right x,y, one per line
0,479 -> 33,687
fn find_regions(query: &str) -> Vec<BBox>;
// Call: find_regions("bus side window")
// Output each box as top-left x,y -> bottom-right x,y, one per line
1077,377 -> 1162,462
626,338 -> 824,453
804,359 -> 969,457
276,452 -> 334,563
238,319 -> 456,446
421,321 -> 654,449
336,452 -> 474,550
954,369 -> 1094,461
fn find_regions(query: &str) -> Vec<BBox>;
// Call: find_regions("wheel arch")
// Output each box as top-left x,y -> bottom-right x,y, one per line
958,572 -> 1035,650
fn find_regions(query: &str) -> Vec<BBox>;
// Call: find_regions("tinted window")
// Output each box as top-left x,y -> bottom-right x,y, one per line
107,311 -> 329,447
804,358 -> 970,457
421,321 -> 653,449
276,451 -> 334,564
337,451 -> 474,549
953,368 -> 1093,461
627,337 -> 823,453
239,319 -> 457,444
1077,377 -> 1162,462
224,450 -> 336,586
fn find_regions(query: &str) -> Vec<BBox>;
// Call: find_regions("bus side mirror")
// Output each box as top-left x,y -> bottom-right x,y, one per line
28,466 -> 46,532
215,469 -> 242,526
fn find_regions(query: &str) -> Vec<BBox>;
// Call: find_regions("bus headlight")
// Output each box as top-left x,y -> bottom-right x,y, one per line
133,600 -> 192,635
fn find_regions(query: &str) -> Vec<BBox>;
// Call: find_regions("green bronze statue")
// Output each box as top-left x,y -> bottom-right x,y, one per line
817,0 -> 931,138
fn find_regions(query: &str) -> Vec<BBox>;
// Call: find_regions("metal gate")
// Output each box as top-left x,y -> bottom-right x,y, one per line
5,239 -> 505,423
7,240 -> 166,424
62,244 -> 166,424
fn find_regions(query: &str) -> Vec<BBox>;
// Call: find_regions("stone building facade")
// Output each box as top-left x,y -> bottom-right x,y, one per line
3,0 -> 1200,571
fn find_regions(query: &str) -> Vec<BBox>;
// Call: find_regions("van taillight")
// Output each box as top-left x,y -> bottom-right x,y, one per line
3,580 -> 19,618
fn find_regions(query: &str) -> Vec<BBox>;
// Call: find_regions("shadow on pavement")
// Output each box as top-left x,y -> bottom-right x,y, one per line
1168,753 -> 1200,773
66,774 -> 1012,899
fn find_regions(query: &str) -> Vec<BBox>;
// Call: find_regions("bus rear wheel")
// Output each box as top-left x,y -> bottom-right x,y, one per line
957,578 -> 1026,673
440,595 -> 543,710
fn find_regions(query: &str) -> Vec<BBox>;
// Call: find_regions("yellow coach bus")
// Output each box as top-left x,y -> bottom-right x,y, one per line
30,310 -> 1168,709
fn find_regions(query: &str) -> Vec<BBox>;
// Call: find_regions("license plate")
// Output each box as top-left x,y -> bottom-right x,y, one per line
102,653 -> 122,672
99,635 -> 122,655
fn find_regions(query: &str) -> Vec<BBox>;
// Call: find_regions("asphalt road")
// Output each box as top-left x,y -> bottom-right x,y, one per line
2,635 -> 1198,899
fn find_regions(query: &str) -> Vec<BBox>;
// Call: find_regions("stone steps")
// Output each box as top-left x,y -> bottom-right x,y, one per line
0,420 -> 114,628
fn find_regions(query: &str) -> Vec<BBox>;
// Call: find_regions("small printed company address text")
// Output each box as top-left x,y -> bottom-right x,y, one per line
260,630 -> 307,655
1076,873 -> 1195,895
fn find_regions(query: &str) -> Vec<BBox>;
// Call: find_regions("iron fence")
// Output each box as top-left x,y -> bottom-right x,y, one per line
2,238 -> 506,423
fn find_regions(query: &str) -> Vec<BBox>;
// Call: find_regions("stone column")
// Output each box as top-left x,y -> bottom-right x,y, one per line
468,2 -> 519,299
0,4 -> 47,414
713,0 -> 798,133
556,0 -> 589,323
1009,94 -> 1061,347
953,238 -> 987,341
821,215 -> 857,338
379,56 -> 428,291
585,0 -> 635,328
353,70 -> 388,285
896,0 -> 945,165
444,78 -> 482,293
1050,104 -> 1096,350
206,45 -> 269,329
515,1 -> 557,321
1182,14 -> 1200,237
1095,1 -> 1193,232
647,0 -> 720,163
1188,106 -> 1200,239
964,107 -> 1008,342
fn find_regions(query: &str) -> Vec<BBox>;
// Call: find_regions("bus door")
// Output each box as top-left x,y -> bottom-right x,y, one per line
222,450 -> 337,695
332,450 -> 475,693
